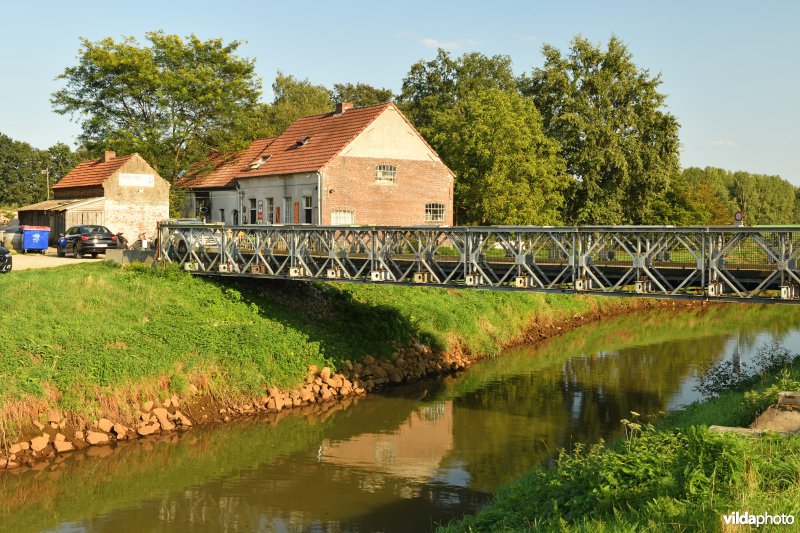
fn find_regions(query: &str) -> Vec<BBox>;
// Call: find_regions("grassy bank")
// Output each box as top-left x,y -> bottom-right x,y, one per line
0,261 -> 667,442
440,351 -> 800,532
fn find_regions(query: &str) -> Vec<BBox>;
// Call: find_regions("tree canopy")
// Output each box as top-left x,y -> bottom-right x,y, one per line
520,36 -> 681,224
430,88 -> 569,225
399,50 -> 516,132
332,83 -> 393,107
0,134 -> 83,207
260,73 -> 333,136
52,31 -> 263,181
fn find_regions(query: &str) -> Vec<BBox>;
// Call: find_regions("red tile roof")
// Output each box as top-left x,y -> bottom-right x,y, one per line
177,102 -> 446,188
176,138 -> 275,189
52,154 -> 135,189
235,102 -> 393,178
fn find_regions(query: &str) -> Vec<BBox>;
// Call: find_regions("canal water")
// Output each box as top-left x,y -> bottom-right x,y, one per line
2,305 -> 800,532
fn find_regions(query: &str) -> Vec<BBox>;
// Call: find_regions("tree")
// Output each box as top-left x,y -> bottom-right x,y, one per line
521,36 -> 681,224
261,73 -> 333,136
52,32 -> 263,181
728,171 -> 795,225
429,89 -> 570,225
0,134 -> 82,207
332,82 -> 393,107
399,50 -> 516,132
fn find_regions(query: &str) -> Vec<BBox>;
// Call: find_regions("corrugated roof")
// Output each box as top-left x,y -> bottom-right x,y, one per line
52,155 -> 134,189
16,197 -> 104,212
235,103 -> 393,178
175,138 -> 276,189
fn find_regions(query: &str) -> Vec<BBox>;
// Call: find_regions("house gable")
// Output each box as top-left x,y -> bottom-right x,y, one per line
338,106 -> 444,164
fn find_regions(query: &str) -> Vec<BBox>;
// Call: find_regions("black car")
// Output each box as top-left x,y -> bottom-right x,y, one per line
0,245 -> 11,273
57,225 -> 118,258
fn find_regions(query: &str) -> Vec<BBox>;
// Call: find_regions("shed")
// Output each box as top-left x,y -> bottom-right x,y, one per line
17,198 -> 105,243
16,151 -> 170,244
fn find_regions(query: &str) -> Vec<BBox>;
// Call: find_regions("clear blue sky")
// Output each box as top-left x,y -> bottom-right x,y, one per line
1,0 -> 798,183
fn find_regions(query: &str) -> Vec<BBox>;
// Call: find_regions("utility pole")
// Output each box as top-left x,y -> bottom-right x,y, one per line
41,167 -> 50,200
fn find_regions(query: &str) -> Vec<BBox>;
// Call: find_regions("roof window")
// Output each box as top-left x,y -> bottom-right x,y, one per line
249,155 -> 271,170
296,135 -> 311,147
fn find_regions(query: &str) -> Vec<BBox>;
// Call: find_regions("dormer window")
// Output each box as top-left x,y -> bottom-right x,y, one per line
375,164 -> 397,184
296,135 -> 311,147
249,155 -> 270,170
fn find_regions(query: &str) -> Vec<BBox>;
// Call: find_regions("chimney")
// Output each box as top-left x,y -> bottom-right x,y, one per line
335,102 -> 354,114
101,150 -> 116,163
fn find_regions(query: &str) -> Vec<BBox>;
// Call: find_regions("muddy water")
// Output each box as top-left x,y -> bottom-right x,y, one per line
3,305 -> 800,532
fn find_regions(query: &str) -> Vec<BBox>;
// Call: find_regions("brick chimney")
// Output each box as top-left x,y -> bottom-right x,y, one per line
335,102 -> 354,114
101,150 -> 116,163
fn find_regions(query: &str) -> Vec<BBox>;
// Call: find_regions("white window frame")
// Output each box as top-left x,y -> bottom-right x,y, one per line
303,196 -> 313,224
374,164 -> 397,184
331,209 -> 355,225
283,197 -> 293,224
424,203 -> 445,223
265,198 -> 274,224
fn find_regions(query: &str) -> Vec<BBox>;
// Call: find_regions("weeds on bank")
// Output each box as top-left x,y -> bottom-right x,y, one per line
441,345 -> 800,532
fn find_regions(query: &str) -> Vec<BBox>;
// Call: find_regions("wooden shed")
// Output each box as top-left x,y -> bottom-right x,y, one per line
17,198 -> 105,244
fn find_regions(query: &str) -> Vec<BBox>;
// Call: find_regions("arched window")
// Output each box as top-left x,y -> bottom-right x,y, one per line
374,164 -> 397,184
424,203 -> 445,222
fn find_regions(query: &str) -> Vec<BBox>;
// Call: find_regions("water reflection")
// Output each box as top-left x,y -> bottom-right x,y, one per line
2,304 -> 800,532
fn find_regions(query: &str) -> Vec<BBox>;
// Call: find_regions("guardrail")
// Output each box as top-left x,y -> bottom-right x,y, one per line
157,223 -> 800,304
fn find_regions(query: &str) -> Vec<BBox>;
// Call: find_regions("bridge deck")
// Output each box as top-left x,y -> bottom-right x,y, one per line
157,224 -> 800,304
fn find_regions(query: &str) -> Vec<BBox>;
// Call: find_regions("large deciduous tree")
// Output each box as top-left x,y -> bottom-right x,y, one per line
52,32 -> 263,181
520,36 -> 681,224
332,82 -> 393,107
260,73 -> 333,136
0,134 -> 83,207
399,50 -> 516,132
430,89 -> 570,225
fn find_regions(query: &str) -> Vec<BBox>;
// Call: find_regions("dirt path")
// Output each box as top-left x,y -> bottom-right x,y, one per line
8,248 -> 103,271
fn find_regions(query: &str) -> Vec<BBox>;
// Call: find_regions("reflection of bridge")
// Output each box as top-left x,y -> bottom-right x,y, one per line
157,224 -> 800,304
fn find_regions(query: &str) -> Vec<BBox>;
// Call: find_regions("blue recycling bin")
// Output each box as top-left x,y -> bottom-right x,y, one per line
21,225 -> 50,254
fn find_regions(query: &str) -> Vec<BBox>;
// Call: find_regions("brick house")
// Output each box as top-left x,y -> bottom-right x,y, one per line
178,102 -> 454,226
17,151 -> 170,243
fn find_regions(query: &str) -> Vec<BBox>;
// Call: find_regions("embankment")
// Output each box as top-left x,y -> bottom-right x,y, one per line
1,261 -> 698,469
439,353 -> 800,531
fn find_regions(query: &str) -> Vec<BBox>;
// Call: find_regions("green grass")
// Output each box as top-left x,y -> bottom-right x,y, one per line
0,261 -> 656,439
440,360 -> 800,532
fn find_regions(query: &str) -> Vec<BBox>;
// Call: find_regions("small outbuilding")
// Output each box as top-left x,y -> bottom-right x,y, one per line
17,151 -> 170,244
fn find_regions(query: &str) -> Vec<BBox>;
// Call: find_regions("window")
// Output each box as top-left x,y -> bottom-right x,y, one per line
375,164 -> 397,184
232,210 -> 239,225
425,203 -> 445,223
249,199 -> 257,225
219,209 -> 225,223
283,197 -> 293,224
331,210 -> 354,225
303,196 -> 313,224
265,198 -> 274,224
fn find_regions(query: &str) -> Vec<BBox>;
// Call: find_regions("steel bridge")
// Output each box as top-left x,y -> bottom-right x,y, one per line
156,223 -> 800,304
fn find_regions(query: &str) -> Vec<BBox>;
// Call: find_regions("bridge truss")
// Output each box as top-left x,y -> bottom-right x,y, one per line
157,223 -> 800,304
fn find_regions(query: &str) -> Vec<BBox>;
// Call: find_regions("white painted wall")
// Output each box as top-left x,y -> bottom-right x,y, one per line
240,172 -> 319,224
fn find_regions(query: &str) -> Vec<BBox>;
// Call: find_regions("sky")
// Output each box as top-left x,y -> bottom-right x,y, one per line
1,0 -> 798,183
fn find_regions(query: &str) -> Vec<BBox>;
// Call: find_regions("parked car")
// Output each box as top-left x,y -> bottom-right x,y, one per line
166,219 -> 223,257
0,245 -> 11,273
57,225 -> 118,258
1,226 -> 21,251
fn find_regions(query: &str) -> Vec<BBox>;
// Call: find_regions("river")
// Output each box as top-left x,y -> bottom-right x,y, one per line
2,304 -> 799,532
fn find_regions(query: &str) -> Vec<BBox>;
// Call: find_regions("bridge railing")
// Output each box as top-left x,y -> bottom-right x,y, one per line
156,223 -> 800,304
